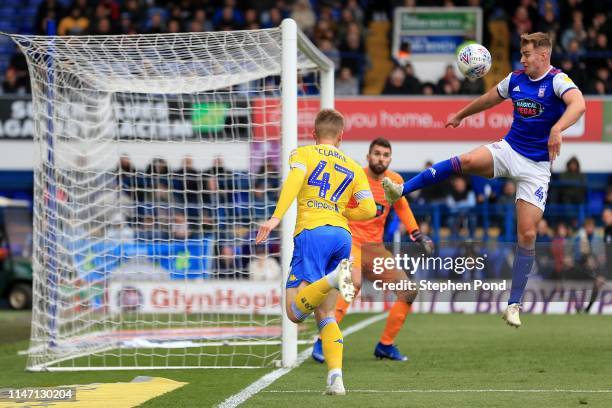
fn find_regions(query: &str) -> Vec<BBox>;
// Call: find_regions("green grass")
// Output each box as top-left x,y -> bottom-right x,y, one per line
0,311 -> 611,407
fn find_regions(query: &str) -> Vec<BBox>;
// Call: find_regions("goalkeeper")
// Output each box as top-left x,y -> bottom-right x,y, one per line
256,108 -> 376,396
312,138 -> 432,363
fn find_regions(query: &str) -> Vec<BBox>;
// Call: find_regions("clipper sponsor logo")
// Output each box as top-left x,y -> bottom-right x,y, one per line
514,98 -> 543,118
307,199 -> 339,212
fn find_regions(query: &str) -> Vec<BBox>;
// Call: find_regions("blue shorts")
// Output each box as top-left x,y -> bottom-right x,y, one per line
286,225 -> 352,288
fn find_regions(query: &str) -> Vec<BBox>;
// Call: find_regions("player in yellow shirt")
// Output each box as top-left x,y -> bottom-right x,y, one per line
256,108 -> 376,395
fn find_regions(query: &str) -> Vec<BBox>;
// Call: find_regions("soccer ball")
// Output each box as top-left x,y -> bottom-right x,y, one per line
456,44 -> 492,80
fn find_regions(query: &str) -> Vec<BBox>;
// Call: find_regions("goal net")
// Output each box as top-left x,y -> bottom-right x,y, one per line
10,19 -> 334,371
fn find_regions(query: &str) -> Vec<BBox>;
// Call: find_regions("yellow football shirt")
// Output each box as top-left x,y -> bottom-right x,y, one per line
288,144 -> 371,236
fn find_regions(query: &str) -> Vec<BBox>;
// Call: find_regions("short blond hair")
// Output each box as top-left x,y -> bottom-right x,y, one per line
314,108 -> 344,140
520,32 -> 552,50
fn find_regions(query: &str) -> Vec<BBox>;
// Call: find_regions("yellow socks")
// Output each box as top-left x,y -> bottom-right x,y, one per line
290,277 -> 334,322
319,316 -> 343,381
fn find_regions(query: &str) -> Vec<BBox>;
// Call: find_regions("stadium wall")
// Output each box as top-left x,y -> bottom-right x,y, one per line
0,96 -> 610,172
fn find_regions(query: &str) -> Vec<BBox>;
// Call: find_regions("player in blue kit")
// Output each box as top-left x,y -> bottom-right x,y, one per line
382,32 -> 586,328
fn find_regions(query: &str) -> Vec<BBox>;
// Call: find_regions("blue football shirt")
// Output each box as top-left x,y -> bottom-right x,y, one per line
496,66 -> 579,162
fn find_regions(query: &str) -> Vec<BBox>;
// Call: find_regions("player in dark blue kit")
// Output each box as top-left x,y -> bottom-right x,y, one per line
383,32 -> 586,327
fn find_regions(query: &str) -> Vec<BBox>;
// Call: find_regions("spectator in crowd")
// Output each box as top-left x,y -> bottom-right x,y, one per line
249,244 -> 281,281
116,154 -> 142,203
192,9 -> 214,32
1,67 -> 27,95
58,7 -> 89,36
261,7 -> 282,29
459,76 -> 485,95
551,222 -> 571,280
214,4 -> 244,30
402,62 -> 422,94
437,64 -> 461,95
382,66 -> 407,95
36,0 -> 64,34
561,13 -> 587,51
340,23 -> 366,80
559,156 -> 587,205
587,66 -> 612,94
175,155 -> 202,205
254,161 -> 280,193
291,0 -> 316,35
445,175 -> 476,238
496,180 -> 517,206
559,58 -> 587,91
146,11 -> 165,34
565,38 -> 585,64
536,218 -> 552,243
244,9 -> 260,30
251,180 -> 274,222
318,39 -> 341,69
167,19 -> 181,34
586,32 -> 609,71
421,82 -> 436,95
93,17 -> 114,35
335,66 -> 359,96
170,211 -> 191,240
345,0 -> 365,27
121,0 -> 145,26
573,218 -> 605,282
537,7 -> 559,34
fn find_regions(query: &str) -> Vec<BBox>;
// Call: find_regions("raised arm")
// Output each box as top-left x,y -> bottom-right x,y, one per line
256,148 -> 308,244
446,85 -> 505,128
548,88 -> 586,162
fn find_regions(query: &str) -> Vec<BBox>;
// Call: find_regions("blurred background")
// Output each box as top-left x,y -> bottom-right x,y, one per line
0,0 -> 610,299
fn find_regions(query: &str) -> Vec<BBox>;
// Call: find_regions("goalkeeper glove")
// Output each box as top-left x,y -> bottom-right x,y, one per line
411,229 -> 434,256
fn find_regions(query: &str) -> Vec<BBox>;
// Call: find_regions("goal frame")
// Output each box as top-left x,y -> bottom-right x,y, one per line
9,18 -> 334,371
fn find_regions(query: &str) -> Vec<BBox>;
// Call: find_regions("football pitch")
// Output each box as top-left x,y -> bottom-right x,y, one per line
0,311 -> 611,407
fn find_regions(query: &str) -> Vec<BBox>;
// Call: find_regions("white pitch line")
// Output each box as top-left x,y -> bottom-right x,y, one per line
217,313 -> 388,408
263,389 -> 612,394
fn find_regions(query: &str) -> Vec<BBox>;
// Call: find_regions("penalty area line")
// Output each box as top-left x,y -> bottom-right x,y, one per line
263,389 -> 612,394
217,313 -> 387,408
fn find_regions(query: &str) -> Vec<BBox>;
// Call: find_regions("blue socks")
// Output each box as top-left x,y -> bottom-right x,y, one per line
402,156 -> 462,195
508,245 -> 535,305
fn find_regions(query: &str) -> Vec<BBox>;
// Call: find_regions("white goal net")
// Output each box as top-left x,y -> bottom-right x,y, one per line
9,19 -> 334,371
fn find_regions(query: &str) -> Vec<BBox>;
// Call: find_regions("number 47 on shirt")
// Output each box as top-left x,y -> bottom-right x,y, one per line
308,160 -> 354,202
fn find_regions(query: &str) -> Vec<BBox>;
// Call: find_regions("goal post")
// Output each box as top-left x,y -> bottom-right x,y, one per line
7,18 -> 334,371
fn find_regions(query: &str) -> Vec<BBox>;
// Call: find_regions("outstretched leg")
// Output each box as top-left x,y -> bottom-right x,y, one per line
383,146 -> 494,204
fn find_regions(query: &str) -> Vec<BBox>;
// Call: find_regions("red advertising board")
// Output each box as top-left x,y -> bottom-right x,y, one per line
252,97 -> 604,142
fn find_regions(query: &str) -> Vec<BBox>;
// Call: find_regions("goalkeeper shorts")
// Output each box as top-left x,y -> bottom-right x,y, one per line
286,225 -> 351,288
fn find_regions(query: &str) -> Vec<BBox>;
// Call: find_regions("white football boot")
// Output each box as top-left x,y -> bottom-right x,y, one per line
382,177 -> 403,205
337,259 -> 356,303
325,373 -> 346,396
502,303 -> 522,328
